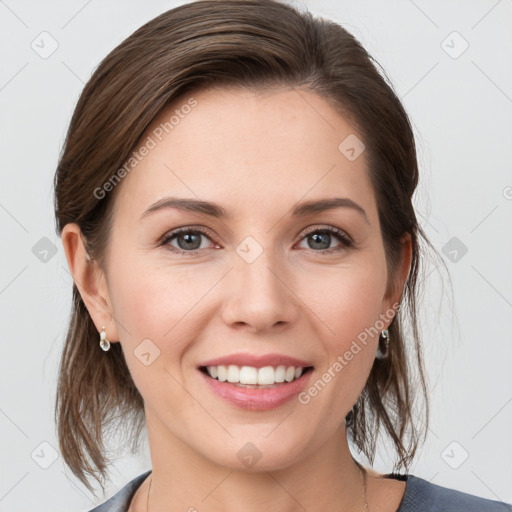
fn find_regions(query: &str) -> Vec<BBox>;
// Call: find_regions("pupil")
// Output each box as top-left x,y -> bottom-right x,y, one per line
179,233 -> 200,250
310,232 -> 329,250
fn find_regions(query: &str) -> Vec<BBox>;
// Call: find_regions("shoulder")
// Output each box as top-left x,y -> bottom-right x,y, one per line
86,470 -> 152,512
398,474 -> 512,512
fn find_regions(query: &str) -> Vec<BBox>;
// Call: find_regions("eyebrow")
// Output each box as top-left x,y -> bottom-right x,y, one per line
140,196 -> 369,224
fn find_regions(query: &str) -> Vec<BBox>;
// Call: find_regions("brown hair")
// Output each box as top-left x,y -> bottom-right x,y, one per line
54,0 -> 438,494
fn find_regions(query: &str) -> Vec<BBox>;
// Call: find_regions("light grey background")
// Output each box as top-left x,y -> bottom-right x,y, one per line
1,0 -> 511,510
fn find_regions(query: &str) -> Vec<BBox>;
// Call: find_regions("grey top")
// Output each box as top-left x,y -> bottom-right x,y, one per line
87,470 -> 512,512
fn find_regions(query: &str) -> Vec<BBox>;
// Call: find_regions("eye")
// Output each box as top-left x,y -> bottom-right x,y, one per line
297,226 -> 353,254
160,225 -> 353,256
160,227 -> 217,255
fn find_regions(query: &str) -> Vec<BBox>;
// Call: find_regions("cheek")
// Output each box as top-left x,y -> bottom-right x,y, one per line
107,249 -> 205,338
301,256 -> 387,404
106,264 -> 191,405
105,254 -> 220,382
304,259 -> 388,346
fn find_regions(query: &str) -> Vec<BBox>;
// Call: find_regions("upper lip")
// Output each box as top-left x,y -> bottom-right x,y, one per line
198,352 -> 314,369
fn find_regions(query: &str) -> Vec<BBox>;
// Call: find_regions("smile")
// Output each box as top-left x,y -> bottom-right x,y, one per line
198,365 -> 315,410
200,364 -> 313,386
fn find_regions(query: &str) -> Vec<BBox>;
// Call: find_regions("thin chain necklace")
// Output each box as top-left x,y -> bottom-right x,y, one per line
145,465 -> 369,511
361,464 -> 369,509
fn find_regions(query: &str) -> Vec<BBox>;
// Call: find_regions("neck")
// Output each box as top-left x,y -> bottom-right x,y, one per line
142,410 -> 368,512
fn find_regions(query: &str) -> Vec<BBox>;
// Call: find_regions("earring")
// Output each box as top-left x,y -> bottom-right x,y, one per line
375,329 -> 389,359
99,326 -> 111,351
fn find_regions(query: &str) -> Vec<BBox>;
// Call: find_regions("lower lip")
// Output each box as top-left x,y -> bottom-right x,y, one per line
199,368 -> 313,410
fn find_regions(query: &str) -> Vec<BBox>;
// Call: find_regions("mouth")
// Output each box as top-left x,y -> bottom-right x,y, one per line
197,363 -> 315,410
199,364 -> 314,388
196,353 -> 316,410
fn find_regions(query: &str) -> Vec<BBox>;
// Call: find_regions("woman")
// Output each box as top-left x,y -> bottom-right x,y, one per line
54,1 -> 511,511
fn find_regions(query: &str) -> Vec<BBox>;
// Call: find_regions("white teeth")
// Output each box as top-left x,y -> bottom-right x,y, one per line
239,366 -> 258,384
274,365 -> 286,382
204,364 -> 308,385
257,366 -> 275,385
217,365 -> 228,382
227,365 -> 239,383
207,365 -> 218,379
285,366 -> 295,382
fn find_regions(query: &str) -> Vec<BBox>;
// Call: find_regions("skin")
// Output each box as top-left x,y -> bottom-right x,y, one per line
62,86 -> 412,512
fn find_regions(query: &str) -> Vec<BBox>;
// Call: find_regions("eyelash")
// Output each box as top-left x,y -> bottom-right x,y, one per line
160,225 -> 354,256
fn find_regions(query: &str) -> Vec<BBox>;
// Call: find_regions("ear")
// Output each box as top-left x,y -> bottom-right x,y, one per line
61,223 -> 120,343
382,233 -> 412,324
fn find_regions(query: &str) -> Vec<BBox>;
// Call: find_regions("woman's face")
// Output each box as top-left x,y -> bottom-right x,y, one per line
98,86 -> 406,470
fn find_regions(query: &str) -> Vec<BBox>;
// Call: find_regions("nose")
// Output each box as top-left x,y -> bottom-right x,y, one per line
221,247 -> 299,333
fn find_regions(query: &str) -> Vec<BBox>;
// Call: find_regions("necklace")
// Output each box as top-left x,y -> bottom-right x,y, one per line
145,476 -> 151,512
361,464 -> 369,509
145,464 -> 369,511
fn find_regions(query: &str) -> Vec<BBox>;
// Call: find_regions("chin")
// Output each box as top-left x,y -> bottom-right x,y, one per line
195,432 -> 312,473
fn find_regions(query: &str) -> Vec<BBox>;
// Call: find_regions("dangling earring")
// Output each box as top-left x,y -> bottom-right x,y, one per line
375,329 -> 389,359
99,326 -> 111,351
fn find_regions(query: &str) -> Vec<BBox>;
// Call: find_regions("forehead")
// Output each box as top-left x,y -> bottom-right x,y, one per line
111,86 -> 376,224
